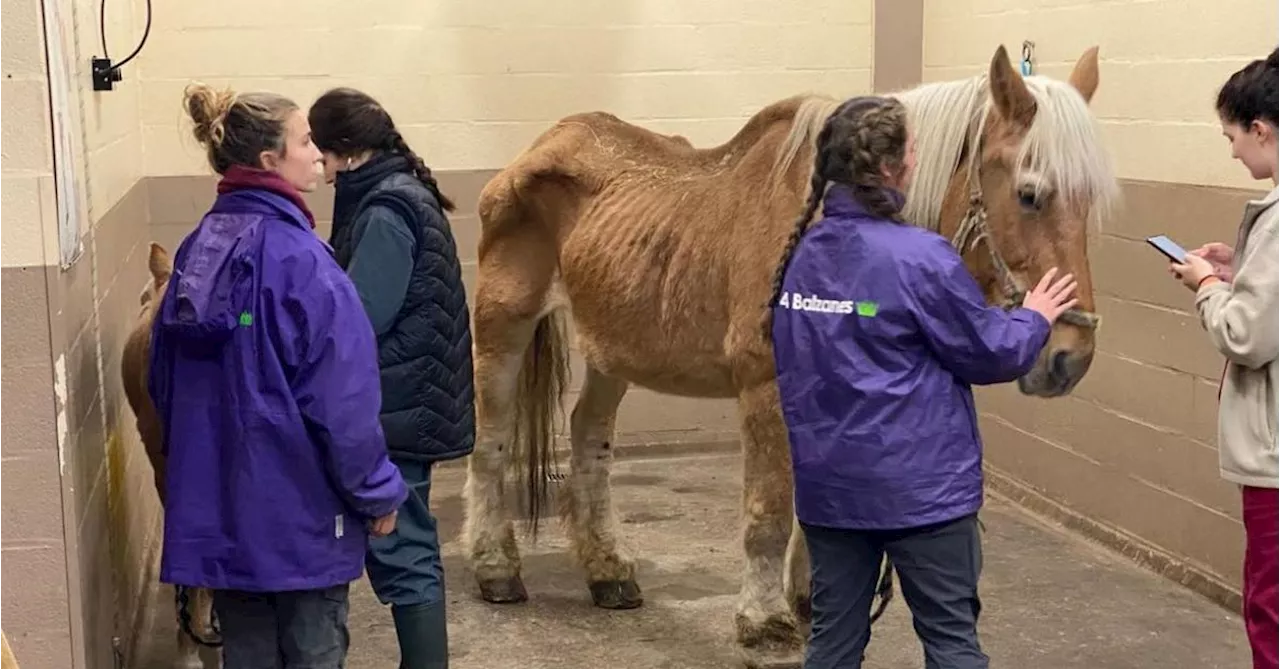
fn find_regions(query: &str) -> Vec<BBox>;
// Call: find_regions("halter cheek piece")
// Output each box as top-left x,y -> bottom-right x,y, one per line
948,145 -> 1102,331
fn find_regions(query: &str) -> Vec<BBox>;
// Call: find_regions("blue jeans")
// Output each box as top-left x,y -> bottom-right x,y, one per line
213,585 -> 350,669
802,513 -> 988,669
365,459 -> 444,607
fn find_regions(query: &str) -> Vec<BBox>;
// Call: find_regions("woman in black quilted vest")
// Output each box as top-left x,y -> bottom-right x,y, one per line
309,87 -> 476,669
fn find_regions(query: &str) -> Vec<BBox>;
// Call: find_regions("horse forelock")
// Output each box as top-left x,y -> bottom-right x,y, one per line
1016,75 -> 1120,227
890,75 -> 1118,231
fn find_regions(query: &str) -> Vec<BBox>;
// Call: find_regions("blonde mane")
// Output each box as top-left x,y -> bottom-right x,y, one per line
773,74 -> 1119,231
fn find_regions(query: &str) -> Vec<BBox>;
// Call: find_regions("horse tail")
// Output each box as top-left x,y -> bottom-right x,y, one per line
869,557 -> 896,624
511,309 -> 571,542
474,124 -> 580,542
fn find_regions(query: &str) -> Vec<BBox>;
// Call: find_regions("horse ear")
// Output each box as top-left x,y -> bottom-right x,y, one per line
988,45 -> 1037,129
148,242 -> 172,285
1068,46 -> 1100,104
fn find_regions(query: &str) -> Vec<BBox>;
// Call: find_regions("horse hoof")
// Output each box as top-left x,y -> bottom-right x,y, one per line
477,575 -> 528,604
735,611 -> 803,651
588,579 -> 643,609
790,594 -> 812,624
739,646 -> 804,669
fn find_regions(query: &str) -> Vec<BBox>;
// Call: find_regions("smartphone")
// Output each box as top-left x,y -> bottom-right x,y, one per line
1145,235 -> 1188,264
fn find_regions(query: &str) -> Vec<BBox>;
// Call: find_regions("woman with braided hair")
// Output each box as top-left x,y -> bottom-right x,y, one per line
768,96 -> 1079,668
309,88 -> 474,669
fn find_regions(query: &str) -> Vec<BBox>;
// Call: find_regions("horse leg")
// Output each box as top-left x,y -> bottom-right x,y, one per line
463,333 -> 536,603
174,626 -> 201,669
783,513 -> 812,624
173,586 -> 212,669
463,224 -> 559,604
560,365 -> 642,609
735,381 -> 803,667
193,588 -> 219,669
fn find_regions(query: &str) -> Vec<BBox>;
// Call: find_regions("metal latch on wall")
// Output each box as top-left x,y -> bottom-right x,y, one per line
1021,40 -> 1036,76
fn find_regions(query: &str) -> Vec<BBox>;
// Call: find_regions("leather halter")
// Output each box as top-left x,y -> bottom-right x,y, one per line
947,136 -> 1102,330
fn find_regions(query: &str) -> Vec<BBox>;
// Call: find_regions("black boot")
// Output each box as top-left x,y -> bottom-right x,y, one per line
391,601 -> 449,669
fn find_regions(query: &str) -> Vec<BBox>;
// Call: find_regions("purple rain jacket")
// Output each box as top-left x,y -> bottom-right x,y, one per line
148,186 -> 408,591
770,186 -> 1051,530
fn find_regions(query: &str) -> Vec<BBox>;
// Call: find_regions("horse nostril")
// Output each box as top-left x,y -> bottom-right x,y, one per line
1051,351 -> 1070,379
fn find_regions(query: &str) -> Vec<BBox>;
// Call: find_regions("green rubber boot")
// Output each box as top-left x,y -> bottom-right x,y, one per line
391,601 -> 449,669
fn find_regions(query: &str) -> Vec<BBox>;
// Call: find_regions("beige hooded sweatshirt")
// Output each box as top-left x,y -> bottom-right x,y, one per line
1195,184 -> 1279,488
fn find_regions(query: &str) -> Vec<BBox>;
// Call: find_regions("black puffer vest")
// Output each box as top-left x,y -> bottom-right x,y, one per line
329,152 -> 475,463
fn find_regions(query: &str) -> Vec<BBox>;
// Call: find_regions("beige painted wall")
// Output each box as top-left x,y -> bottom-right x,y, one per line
1,0 -> 58,269
79,0 -> 147,221
922,0 -> 1278,189
1,2 -> 74,666
3,0 -> 159,667
74,0 -> 169,660
921,0 -> 1274,599
136,0 -> 874,175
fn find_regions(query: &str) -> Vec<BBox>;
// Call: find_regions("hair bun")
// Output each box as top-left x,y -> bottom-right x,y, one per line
183,83 -> 237,148
1267,47 -> 1278,70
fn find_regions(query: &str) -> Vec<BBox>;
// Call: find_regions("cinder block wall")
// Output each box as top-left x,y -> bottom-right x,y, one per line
7,0 -> 1272,666
138,0 -> 878,455
7,2 -> 878,667
137,0 -> 875,174
1,2 -> 75,666
3,0 -> 163,666
922,0 -> 1278,600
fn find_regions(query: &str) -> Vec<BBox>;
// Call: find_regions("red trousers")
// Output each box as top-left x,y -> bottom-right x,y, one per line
1243,485 -> 1279,669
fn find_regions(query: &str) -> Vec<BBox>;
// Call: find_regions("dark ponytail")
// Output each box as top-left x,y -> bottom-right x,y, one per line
390,131 -> 456,212
763,95 -> 910,339
309,87 -> 457,213
1216,47 -> 1278,128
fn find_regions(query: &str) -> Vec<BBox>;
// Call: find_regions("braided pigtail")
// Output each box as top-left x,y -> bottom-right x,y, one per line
390,132 -> 457,213
764,133 -> 835,339
846,102 -> 909,219
763,95 -> 911,340
769,173 -> 828,306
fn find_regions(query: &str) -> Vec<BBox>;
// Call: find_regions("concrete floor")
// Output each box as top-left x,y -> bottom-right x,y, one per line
344,451 -> 1250,669
147,450 -> 1252,668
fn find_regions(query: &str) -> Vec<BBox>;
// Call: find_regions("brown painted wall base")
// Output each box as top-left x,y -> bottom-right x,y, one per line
985,465 -> 1242,615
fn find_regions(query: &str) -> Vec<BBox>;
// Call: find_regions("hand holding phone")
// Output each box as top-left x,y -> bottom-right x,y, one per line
1191,242 -> 1235,282
1145,235 -> 1188,264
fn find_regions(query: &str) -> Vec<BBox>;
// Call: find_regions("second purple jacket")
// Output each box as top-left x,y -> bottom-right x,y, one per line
770,186 -> 1051,530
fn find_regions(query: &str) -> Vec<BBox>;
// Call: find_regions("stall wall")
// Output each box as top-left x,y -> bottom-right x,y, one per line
1,0 -> 75,665
3,0 -> 165,665
137,0 -> 875,175
922,0 -> 1278,598
139,0 -> 878,454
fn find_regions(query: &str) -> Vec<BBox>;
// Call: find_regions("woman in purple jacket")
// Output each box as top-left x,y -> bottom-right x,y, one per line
149,84 -> 408,669
768,96 -> 1079,668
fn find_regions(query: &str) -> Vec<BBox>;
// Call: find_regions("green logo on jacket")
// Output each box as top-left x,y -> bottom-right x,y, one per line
238,311 -> 254,327
855,301 -> 879,318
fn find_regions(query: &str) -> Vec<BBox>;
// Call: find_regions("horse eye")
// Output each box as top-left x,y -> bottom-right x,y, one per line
1017,188 -> 1040,211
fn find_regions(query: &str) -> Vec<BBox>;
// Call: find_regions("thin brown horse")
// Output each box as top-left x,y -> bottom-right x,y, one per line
465,44 -> 1116,665
121,243 -> 220,669
462,43 -> 1118,667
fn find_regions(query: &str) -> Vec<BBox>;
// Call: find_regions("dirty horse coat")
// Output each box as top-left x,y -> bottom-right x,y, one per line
771,186 -> 1051,530
148,171 -> 407,591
